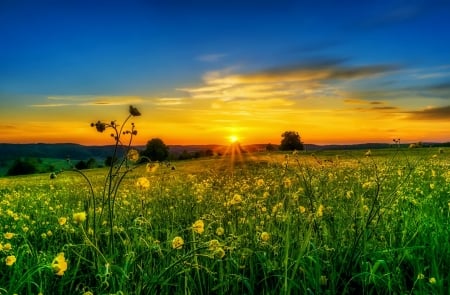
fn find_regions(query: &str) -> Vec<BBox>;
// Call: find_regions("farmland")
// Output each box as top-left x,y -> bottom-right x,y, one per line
0,148 -> 449,294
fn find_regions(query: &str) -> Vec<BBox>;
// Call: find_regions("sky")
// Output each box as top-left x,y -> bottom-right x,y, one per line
1,0 -> 449,146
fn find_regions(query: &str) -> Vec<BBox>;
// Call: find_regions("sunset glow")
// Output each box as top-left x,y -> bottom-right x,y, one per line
1,1 -> 449,146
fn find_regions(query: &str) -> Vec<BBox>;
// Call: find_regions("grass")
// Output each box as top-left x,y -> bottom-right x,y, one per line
0,147 -> 449,294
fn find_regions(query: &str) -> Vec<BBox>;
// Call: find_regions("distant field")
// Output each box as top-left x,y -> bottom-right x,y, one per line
0,147 -> 449,294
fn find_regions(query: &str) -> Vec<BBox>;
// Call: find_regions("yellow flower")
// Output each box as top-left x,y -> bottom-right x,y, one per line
5,255 -> 16,266
429,277 -> 436,284
3,243 -> 12,251
260,231 -> 270,242
51,252 -> 68,276
417,273 -> 425,280
58,217 -> 67,226
208,239 -> 220,250
216,227 -> 225,236
257,179 -> 265,186
192,220 -> 205,234
316,204 -> 324,218
136,177 -> 150,190
127,149 -> 140,162
172,236 -> 184,249
73,212 -> 87,224
283,178 -> 292,188
299,206 -> 306,214
230,194 -> 242,205
82,292 -> 94,295
213,247 -> 226,259
4,232 -> 15,239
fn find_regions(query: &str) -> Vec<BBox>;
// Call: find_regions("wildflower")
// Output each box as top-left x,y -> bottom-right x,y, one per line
230,194 -> 242,205
213,247 -> 226,259
41,233 -> 47,239
127,149 -> 140,162
4,232 -> 15,239
283,177 -> 292,188
263,191 -> 270,198
260,231 -> 270,242
429,277 -> 436,284
51,252 -> 68,276
430,183 -> 435,190
257,179 -> 265,186
208,239 -> 220,250
216,227 -> 225,236
47,230 -> 53,237
192,220 -> 205,234
316,204 -> 324,218
91,120 -> 106,133
365,150 -> 371,156
417,273 -> 425,280
3,243 -> 12,251
5,255 -> 16,266
136,177 -> 150,190
58,217 -> 67,226
0,243 -> 2,251
299,206 -> 306,214
82,292 -> 94,295
129,105 -> 141,116
73,212 -> 87,224
172,236 -> 184,249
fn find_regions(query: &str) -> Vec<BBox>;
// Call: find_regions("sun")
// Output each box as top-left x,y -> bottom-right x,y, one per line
229,135 -> 239,143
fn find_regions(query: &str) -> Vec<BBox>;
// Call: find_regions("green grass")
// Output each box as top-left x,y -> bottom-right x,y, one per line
0,148 -> 449,294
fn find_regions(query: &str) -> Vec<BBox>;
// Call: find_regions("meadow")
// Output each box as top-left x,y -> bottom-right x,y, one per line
0,148 -> 449,294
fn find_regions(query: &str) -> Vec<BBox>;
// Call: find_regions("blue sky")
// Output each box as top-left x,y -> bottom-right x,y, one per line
1,0 -> 449,145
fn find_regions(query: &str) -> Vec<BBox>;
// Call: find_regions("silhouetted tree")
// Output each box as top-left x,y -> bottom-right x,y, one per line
266,143 -> 276,151
87,158 -> 97,168
75,160 -> 88,170
142,138 -> 169,161
104,156 -> 118,167
7,158 -> 37,176
280,131 -> 304,151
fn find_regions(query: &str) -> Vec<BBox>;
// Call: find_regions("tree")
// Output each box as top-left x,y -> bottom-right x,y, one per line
280,131 -> 304,151
142,138 -> 169,161
7,158 -> 37,176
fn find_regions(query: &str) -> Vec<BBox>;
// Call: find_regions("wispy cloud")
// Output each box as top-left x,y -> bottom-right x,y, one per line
408,105 -> 450,120
197,53 -> 227,62
30,96 -> 145,107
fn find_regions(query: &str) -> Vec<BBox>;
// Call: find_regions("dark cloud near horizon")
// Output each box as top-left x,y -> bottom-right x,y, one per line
408,105 -> 450,120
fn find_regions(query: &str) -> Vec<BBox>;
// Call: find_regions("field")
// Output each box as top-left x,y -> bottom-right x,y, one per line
0,148 -> 449,294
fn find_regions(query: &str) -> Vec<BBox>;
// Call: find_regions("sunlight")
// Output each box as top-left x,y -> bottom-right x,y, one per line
229,135 -> 239,143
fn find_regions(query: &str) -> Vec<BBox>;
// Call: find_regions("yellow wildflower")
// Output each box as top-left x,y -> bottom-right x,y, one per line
136,177 -> 150,190
429,277 -> 436,284
260,231 -> 270,242
4,232 -> 15,239
283,177 -> 292,188
172,236 -> 184,249
127,149 -> 140,162
213,247 -> 226,259
257,179 -> 265,186
216,227 -> 225,236
58,217 -> 67,226
3,243 -> 12,251
417,273 -> 425,280
5,255 -> 16,266
192,220 -> 205,234
299,206 -> 306,214
73,212 -> 87,224
51,252 -> 68,276
316,204 -> 324,217
208,239 -> 220,250
230,194 -> 242,205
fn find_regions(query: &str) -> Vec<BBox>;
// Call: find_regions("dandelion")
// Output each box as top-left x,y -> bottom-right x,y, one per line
58,217 -> 67,226
4,232 -> 15,239
208,239 -> 220,250
73,212 -> 87,224
172,236 -> 184,249
299,206 -> 306,214
216,227 -> 225,236
230,194 -> 242,205
192,220 -> 205,234
136,177 -> 150,190
5,255 -> 16,266
316,204 -> 324,218
429,277 -> 436,284
257,179 -> 265,186
260,231 -> 270,242
417,273 -> 425,280
213,247 -> 226,259
127,149 -> 140,162
51,252 -> 68,276
283,177 -> 292,188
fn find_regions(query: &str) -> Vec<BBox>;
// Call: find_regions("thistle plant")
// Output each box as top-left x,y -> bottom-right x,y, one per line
67,105 -> 145,253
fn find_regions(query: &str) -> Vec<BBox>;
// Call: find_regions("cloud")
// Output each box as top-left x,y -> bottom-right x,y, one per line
153,98 -> 189,106
30,96 -> 145,107
408,105 -> 450,120
197,53 -> 227,62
